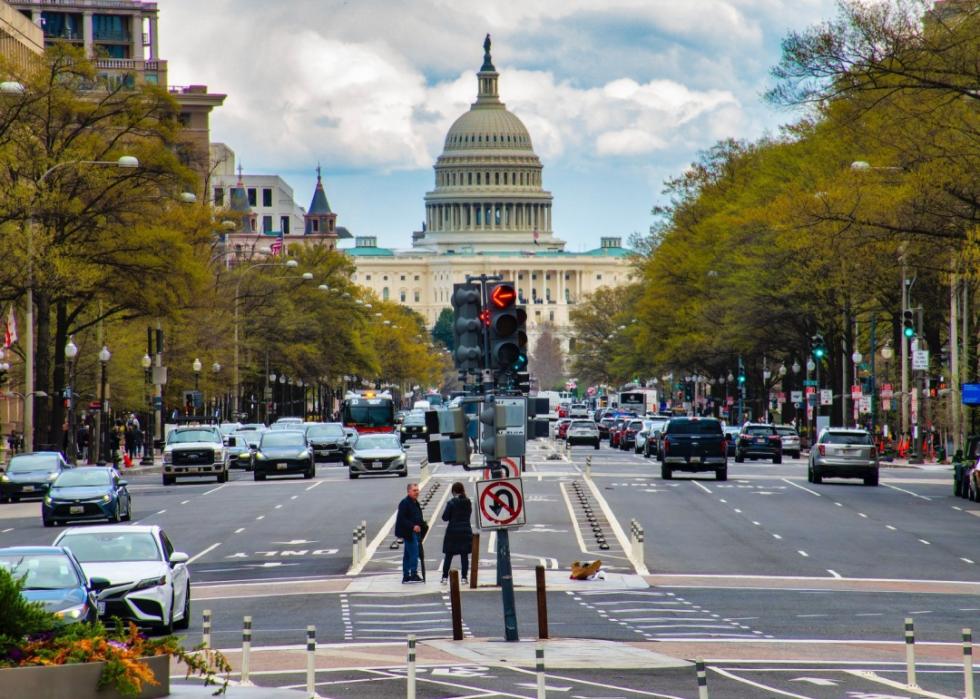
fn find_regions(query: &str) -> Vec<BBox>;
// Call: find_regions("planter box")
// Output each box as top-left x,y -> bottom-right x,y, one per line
0,654 -> 169,699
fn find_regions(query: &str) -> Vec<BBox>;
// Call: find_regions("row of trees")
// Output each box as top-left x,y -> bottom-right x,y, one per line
0,47 -> 448,447
570,0 -> 978,438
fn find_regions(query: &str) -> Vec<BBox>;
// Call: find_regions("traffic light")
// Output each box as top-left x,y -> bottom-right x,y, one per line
425,407 -> 470,467
486,282 -> 520,370
514,305 -> 528,372
811,334 -> 826,359
940,344 -> 950,366
452,282 -> 483,371
479,395 -> 526,459
903,310 -> 915,339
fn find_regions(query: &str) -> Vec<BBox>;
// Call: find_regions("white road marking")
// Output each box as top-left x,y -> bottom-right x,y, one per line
274,504 -> 282,509
883,483 -> 932,500
305,480 -> 323,491
772,533 -> 782,539
188,542 -> 221,564
953,505 -> 963,511
202,484 -> 227,496
798,550 -> 809,558
752,521 -> 760,526
692,481 -> 713,494
1,527 -> 12,533
712,666 -> 817,697
156,509 -> 166,515
584,476 -> 648,574
558,482 -> 589,555
781,478 -> 820,497
834,502 -> 842,507
234,527 -> 245,534
961,558 -> 974,564
719,498 -> 727,503
845,669 -> 953,698
180,500 -> 190,505
827,570 -> 841,579
256,515 -> 265,520
857,513 -> 868,518
290,495 -> 298,500
919,539 -> 931,545
886,524 -> 897,530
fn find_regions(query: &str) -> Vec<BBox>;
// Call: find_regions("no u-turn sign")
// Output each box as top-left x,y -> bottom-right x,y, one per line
476,477 -> 526,530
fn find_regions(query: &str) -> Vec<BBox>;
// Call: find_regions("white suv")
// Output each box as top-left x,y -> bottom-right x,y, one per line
162,426 -> 228,485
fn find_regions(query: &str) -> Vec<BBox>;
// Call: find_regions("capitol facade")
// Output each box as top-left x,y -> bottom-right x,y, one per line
348,38 -> 634,354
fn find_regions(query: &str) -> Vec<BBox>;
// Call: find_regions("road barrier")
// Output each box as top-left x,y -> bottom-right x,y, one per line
584,456 -> 592,480
240,615 -> 252,686
359,520 -> 367,563
536,642 -> 546,699
470,533 -> 480,589
420,458 -> 430,482
202,608 -> 211,649
696,657 -> 709,699
535,564 -> 549,639
406,634 -> 417,699
449,570 -> 464,640
306,625 -> 316,698
629,519 -> 645,569
905,617 -> 917,688
965,628 -> 974,699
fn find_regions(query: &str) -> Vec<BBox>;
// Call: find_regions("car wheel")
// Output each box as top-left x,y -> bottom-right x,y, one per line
254,471 -> 266,481
10,495 -> 19,503
864,472 -> 879,486
735,452 -> 744,463
218,470 -> 229,483
173,583 -> 191,631
399,470 -> 408,477
792,451 -> 801,459
716,467 -> 727,481
812,467 -> 823,484
594,441 -> 600,450
121,500 -> 131,522
304,468 -> 314,479
43,518 -> 53,527
661,465 -> 672,480
349,472 -> 359,479
773,455 -> 782,464
807,465 -> 813,483
162,475 -> 174,486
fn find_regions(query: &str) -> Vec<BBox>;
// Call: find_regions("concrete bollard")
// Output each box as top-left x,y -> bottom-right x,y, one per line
420,459 -> 430,482
241,615 -> 252,686
202,608 -> 211,649
407,634 -> 417,699
905,617 -> 917,688
360,520 -> 367,562
306,625 -> 316,698
696,657 -> 709,699
449,570 -> 463,640
965,628 -> 974,699
352,527 -> 360,567
470,533 -> 480,589
536,565 -> 549,639
536,642 -> 546,699
585,456 -> 592,480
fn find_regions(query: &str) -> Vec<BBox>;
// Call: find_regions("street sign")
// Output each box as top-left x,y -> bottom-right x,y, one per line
586,386 -> 596,396
850,385 -> 862,400
152,396 -> 163,409
803,379 -> 818,387
881,398 -> 891,410
483,457 -> 521,480
790,391 -> 803,403
880,384 -> 894,399
859,396 -> 871,413
963,383 -> 980,406
912,350 -> 929,371
777,391 -> 786,404
805,386 -> 815,396
726,396 -> 734,406
476,477 -> 526,530
819,389 -> 833,406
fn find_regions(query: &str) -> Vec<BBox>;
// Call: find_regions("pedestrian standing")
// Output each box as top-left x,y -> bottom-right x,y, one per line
77,423 -> 89,463
440,481 -> 473,584
395,482 -> 425,584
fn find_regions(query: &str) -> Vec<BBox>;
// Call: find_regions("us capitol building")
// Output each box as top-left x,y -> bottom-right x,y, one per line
349,37 -> 635,354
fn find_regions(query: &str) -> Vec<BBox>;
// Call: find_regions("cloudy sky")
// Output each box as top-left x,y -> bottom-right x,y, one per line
159,0 -> 837,251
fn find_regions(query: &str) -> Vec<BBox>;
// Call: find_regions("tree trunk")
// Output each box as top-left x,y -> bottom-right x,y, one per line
34,292 -> 51,449
50,301 -> 68,452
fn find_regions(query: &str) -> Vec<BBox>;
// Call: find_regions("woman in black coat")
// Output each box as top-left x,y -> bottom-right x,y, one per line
441,481 -> 474,583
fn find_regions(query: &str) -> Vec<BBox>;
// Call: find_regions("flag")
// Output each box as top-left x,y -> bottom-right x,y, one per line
532,229 -> 540,245
269,231 -> 284,256
3,305 -> 16,348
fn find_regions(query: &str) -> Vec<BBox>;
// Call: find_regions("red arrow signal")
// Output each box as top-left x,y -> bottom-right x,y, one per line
491,284 -> 516,309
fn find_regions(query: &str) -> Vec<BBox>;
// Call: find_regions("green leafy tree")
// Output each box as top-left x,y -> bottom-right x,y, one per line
531,323 -> 565,391
431,307 -> 454,351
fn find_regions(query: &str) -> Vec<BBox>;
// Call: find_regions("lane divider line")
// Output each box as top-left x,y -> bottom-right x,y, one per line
584,475 -> 650,575
781,478 -> 821,497
188,542 -> 221,565
558,481 -> 590,555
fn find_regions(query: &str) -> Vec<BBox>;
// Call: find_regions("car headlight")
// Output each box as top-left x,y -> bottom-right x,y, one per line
400,426 -> 406,432
421,426 -> 427,433
346,453 -> 355,464
163,452 -> 172,464
133,575 -> 167,592
298,450 -> 310,459
44,494 -> 52,505
54,603 -> 88,621
0,474 -> 8,482
255,452 -> 267,460
47,472 -> 59,481
101,494 -> 112,504
395,455 -> 406,464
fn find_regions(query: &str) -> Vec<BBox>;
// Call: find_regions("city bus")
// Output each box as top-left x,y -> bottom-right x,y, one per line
340,391 -> 396,434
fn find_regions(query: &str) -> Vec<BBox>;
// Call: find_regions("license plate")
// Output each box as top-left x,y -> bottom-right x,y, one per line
70,505 -> 84,514
22,485 -> 35,492
755,437 -> 765,444
97,601 -> 106,615
372,461 -> 383,469
277,463 -> 288,470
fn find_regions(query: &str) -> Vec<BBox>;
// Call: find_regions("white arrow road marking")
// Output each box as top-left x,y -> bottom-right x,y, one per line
272,539 -> 318,545
517,682 -> 571,691
790,677 -> 839,686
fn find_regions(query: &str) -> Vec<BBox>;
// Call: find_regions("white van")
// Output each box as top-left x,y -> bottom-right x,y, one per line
412,400 -> 431,411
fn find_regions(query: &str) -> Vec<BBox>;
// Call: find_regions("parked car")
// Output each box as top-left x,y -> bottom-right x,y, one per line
567,420 -> 600,449
808,428 -> 879,486
660,417 -> 728,480
306,422 -> 352,462
735,423 -> 782,464
252,430 -> 315,481
161,426 -> 228,485
217,422 -> 243,446
0,546 -> 109,624
347,433 -> 407,479
399,411 -> 428,443
54,525 -> 190,634
0,452 -> 71,502
42,467 -> 132,527
774,425 -> 801,459
953,436 -> 980,498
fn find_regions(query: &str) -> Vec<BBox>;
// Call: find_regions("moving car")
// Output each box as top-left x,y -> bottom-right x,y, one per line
227,428 -> 264,470
619,419 -> 644,451
568,403 -> 589,418
775,425 -> 801,459
347,433 -> 408,479
735,423 -> 782,464
0,452 -> 71,502
305,422 -> 351,462
42,467 -> 132,527
808,428 -> 879,486
660,417 -> 728,480
270,417 -> 305,430
723,426 -> 740,457
641,417 -> 672,458
399,411 -> 428,443
556,419 -> 573,441
597,418 -> 615,440
217,422 -> 242,446
566,420 -> 600,449
252,430 -> 315,480
953,436 -> 980,498
162,426 -> 228,485
0,546 -> 109,624
53,525 -> 190,634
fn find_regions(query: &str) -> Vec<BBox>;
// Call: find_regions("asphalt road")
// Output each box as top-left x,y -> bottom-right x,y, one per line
2,436 -> 978,698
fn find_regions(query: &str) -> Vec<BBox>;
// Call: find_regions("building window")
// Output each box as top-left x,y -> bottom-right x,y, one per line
414,275 -> 419,281
414,290 -> 420,302
311,219 -> 319,232
383,275 -> 389,281
247,188 -> 256,206
400,290 -> 406,302
549,311 -> 554,322
596,274 -> 602,280
213,187 -> 224,206
468,173 -> 472,185
262,215 -> 273,233
495,173 -> 499,184
262,188 -> 272,207
366,274 -> 371,281
400,275 -> 405,281
281,216 -> 290,234
383,287 -> 389,300
476,173 -> 481,185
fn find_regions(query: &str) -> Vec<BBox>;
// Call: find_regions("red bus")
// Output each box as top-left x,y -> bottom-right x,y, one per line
340,391 -> 396,434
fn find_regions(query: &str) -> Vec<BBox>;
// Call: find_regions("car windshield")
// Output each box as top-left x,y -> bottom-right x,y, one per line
7,455 -> 60,473
261,432 -> 306,448
628,421 -> 643,429
744,426 -> 773,436
0,553 -> 79,589
58,532 -> 160,563
822,432 -> 873,445
570,421 -> 594,429
218,424 -> 240,435
404,413 -> 426,426
168,430 -> 218,444
355,435 -> 401,450
668,419 -> 722,435
53,470 -> 111,487
776,427 -> 798,437
344,404 -> 393,427
233,432 -> 262,446
600,419 -> 615,427
307,424 -> 344,438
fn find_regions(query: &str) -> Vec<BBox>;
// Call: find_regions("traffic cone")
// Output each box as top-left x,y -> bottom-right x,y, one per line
123,453 -> 133,468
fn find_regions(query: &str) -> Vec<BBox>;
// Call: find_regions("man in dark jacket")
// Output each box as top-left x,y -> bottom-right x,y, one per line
395,482 -> 425,583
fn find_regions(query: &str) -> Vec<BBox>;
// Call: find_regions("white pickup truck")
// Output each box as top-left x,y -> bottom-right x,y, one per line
162,426 -> 228,485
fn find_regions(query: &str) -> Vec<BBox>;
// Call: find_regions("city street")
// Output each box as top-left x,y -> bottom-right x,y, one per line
2,438 -> 977,697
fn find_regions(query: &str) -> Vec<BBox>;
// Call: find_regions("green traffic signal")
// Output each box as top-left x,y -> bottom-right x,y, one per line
813,347 -> 826,358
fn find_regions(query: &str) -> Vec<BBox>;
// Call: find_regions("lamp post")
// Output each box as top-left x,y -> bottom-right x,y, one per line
64,338 -> 78,464
96,345 -> 111,465
211,362 -> 221,420
851,351 -> 863,427
806,358 -> 816,442
140,353 -> 154,465
192,357 -> 202,392
268,372 -> 276,423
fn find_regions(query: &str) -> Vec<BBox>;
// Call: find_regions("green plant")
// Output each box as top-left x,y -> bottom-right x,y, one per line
0,565 -> 57,644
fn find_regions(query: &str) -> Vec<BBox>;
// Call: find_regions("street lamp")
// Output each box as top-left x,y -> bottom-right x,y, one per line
192,357 -> 202,392
212,363 -> 221,419
97,346 -> 111,465
140,353 -> 153,465
64,338 -> 78,464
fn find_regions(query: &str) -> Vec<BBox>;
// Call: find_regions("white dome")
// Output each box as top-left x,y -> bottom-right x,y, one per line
443,106 -> 534,153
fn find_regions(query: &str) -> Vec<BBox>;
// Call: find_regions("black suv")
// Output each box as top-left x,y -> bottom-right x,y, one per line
735,423 -> 782,464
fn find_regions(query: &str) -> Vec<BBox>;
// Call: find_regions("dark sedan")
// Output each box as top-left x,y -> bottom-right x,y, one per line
399,412 -> 427,443
42,467 -> 131,527
0,452 -> 70,502
306,422 -> 350,463
253,430 -> 314,480
0,546 -> 109,624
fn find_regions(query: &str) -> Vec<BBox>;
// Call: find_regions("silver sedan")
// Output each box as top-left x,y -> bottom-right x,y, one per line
808,429 -> 878,486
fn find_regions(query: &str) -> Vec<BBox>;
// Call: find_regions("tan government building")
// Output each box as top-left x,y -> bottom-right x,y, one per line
346,38 -> 634,352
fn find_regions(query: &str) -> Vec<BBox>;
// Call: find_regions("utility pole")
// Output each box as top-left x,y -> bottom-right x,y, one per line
901,260 -> 910,437
951,266 -> 960,455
